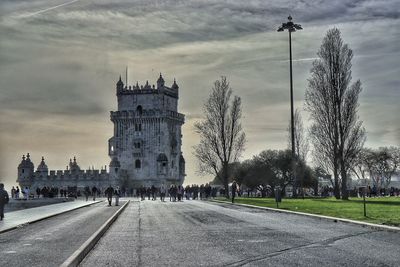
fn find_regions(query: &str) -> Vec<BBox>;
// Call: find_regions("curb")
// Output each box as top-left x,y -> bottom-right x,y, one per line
0,200 -> 103,234
60,200 -> 130,267
210,199 -> 400,233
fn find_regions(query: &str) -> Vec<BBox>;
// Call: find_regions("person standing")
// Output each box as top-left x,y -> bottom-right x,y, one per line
0,183 -> 10,221
105,186 -> 114,206
15,186 -> 20,199
177,185 -> 183,201
151,185 -> 156,201
24,187 -> 30,200
114,186 -> 121,206
92,186 -> 98,201
146,187 -> 151,200
160,184 -> 166,202
11,186 -> 15,199
231,181 -> 238,203
140,186 -> 145,201
84,186 -> 90,201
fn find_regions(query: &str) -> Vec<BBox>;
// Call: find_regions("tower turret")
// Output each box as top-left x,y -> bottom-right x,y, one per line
69,156 -> 81,174
37,156 -> 48,177
116,75 -> 124,94
171,78 -> 179,90
17,153 -> 34,188
157,73 -> 165,89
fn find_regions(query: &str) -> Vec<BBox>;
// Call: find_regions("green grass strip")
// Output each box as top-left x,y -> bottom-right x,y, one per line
215,196 -> 400,226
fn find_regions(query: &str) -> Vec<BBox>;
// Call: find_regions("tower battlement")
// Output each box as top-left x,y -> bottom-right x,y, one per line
116,73 -> 179,99
110,110 -> 184,123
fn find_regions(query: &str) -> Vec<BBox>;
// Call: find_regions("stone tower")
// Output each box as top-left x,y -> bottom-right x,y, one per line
108,74 -> 185,187
17,153 -> 34,188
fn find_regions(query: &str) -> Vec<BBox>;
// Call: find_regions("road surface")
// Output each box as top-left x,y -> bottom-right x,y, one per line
80,200 -> 400,266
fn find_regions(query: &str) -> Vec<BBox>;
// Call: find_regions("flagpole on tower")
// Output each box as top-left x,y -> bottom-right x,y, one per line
126,66 -> 128,85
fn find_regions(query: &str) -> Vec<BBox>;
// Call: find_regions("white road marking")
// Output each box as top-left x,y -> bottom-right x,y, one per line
4,251 -> 17,254
23,243 -> 32,246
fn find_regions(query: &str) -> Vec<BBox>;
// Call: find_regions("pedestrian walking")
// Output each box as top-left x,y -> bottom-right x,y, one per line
231,180 -> 238,203
151,185 -> 156,201
160,184 -> 166,202
11,186 -> 15,199
0,183 -> 10,221
177,185 -> 183,201
23,187 -> 30,200
146,187 -> 151,200
105,186 -> 114,206
84,186 -> 90,201
92,186 -> 98,201
15,186 -> 20,199
114,186 -> 121,206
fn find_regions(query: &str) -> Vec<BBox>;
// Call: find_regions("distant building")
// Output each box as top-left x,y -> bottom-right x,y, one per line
17,74 -> 185,190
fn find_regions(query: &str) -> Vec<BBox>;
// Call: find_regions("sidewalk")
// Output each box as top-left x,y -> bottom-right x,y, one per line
210,199 -> 400,233
0,199 -> 103,234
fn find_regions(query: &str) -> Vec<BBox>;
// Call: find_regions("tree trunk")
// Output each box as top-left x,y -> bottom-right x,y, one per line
333,160 -> 340,199
340,158 -> 349,200
222,163 -> 229,199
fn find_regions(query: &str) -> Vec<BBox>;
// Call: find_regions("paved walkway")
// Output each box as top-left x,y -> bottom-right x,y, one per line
0,199 -> 103,233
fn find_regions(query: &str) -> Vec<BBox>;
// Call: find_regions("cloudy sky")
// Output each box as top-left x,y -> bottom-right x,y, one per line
0,0 -> 399,189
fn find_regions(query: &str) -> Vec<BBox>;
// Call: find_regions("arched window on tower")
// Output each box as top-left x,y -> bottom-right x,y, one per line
135,159 -> 141,169
136,105 -> 143,116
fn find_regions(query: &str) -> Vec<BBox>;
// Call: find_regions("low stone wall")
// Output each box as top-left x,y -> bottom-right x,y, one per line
5,197 -> 75,212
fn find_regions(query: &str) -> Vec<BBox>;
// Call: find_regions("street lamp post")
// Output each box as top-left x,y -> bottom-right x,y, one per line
278,15 -> 302,197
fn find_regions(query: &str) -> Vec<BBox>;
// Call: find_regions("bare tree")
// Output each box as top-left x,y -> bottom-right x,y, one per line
354,147 -> 400,189
305,28 -> 366,199
351,148 -> 369,182
193,77 -> 246,198
288,109 -> 309,162
287,109 -> 309,197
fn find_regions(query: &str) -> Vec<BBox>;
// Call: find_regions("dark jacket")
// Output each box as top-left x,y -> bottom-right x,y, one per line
0,188 -> 9,205
105,187 -> 114,197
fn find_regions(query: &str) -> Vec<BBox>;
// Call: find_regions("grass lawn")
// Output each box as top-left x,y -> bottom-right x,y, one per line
215,196 -> 400,226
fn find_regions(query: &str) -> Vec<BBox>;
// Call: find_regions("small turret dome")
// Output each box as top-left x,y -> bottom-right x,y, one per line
69,156 -> 81,172
157,73 -> 165,88
116,75 -> 124,87
171,78 -> 179,89
37,156 -> 48,172
18,153 -> 34,169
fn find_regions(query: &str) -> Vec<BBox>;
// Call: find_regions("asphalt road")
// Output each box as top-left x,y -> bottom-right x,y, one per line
80,199 -> 400,267
0,201 -> 123,267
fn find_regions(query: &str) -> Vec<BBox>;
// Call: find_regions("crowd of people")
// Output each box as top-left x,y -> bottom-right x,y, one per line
3,183 -> 227,203
135,183 -> 221,202
9,186 -> 31,200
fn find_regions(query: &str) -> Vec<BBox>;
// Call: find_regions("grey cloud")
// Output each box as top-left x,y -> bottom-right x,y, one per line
0,0 -> 399,188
